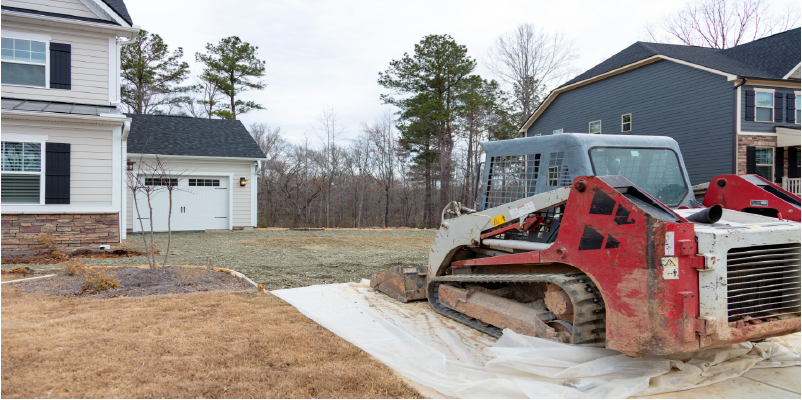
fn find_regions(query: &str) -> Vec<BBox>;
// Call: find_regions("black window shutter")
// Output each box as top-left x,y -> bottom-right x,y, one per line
746,146 -> 757,174
745,90 -> 755,121
787,93 -> 796,123
790,147 -> 800,179
50,43 -> 71,90
774,147 -> 784,183
774,92 -> 784,123
45,143 -> 70,204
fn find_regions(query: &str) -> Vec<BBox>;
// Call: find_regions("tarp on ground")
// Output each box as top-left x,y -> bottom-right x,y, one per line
271,281 -> 801,399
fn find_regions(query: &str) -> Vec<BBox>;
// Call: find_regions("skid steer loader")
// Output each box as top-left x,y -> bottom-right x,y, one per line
371,133 -> 800,356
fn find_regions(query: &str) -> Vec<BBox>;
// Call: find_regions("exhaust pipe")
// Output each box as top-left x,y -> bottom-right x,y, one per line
686,205 -> 723,224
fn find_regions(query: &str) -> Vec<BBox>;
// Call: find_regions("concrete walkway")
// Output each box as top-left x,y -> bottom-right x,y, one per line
634,366 -> 800,399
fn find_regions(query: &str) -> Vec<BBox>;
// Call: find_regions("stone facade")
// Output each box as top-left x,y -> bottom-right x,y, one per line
736,135 -> 777,176
1,213 -> 119,251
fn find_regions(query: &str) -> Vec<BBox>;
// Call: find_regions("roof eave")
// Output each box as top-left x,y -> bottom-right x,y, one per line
127,153 -> 267,161
1,9 -> 139,36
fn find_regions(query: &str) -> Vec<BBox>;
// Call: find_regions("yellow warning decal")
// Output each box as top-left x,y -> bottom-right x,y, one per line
492,214 -> 507,227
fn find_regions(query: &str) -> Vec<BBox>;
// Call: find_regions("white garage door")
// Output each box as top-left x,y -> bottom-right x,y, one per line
134,176 -> 229,232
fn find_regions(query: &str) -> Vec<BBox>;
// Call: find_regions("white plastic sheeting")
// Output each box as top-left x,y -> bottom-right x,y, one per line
271,281 -> 801,399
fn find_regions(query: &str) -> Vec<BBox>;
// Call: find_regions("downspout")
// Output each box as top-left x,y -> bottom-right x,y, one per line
733,77 -> 747,175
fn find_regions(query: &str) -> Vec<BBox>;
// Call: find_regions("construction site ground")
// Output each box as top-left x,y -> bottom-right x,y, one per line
2,228 -> 799,398
3,228 -> 437,290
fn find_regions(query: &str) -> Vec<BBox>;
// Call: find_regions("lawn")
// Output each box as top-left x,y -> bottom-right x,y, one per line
1,284 -> 421,399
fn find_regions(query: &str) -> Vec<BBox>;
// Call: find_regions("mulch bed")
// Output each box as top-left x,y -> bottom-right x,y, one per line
14,267 -> 254,299
1,248 -> 146,265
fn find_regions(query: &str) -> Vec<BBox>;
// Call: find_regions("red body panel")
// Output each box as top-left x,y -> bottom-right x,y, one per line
702,174 -> 801,222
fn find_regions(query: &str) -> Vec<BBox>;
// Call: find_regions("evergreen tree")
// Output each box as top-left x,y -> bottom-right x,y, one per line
120,30 -> 191,114
379,34 -> 476,221
196,36 -> 266,120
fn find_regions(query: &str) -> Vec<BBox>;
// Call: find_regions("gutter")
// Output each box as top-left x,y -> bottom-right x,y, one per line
732,77 -> 747,175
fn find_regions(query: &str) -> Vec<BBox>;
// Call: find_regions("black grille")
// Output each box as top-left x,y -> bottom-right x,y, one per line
726,243 -> 801,322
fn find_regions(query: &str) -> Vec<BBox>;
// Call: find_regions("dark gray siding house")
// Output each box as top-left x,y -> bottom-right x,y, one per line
520,28 -> 801,191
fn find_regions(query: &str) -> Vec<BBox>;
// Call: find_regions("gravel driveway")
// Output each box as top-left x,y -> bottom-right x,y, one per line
9,229 -> 436,290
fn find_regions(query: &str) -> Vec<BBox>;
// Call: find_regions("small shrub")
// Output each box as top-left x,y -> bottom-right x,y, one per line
171,266 -> 202,285
2,266 -> 33,275
81,268 -> 119,292
36,233 -> 57,248
62,259 -> 87,276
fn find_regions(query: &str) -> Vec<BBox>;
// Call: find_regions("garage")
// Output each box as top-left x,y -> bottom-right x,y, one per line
133,176 -> 230,232
125,114 -> 266,236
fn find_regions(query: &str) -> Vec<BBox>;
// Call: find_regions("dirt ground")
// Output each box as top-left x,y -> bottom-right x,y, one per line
0,285 -> 422,399
14,267 -> 253,298
3,229 -> 438,290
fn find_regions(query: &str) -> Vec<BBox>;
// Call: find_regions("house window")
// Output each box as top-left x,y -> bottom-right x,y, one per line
553,129 -> 563,135
755,91 -> 773,122
621,114 -> 632,132
1,141 -> 43,203
589,120 -> 601,134
547,166 -> 560,186
796,94 -> 800,124
1,38 -> 47,87
755,147 -> 773,180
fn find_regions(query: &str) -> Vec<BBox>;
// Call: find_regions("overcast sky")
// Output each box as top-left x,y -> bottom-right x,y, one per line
125,0 -> 796,144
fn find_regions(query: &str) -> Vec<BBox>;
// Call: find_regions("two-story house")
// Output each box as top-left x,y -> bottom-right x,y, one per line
1,0 -> 139,250
519,28 -> 801,194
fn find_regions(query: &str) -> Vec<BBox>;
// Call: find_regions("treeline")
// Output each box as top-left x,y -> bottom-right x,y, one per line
251,30 -> 577,228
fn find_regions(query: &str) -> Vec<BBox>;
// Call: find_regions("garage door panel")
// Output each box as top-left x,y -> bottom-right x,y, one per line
134,176 -> 229,232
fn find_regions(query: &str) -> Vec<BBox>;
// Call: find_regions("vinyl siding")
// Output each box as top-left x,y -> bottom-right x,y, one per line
526,60 -> 734,185
1,120 -> 114,206
125,159 -> 254,229
1,22 -> 111,105
1,0 -> 104,20
740,85 -> 799,132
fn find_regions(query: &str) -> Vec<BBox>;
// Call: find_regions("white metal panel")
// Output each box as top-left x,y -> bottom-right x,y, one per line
133,176 -> 229,232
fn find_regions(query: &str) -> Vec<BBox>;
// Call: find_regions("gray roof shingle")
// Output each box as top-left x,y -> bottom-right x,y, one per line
100,0 -> 132,25
126,114 -> 266,159
562,28 -> 800,87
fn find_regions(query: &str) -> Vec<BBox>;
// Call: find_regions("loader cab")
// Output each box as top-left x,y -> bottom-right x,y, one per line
478,134 -> 696,243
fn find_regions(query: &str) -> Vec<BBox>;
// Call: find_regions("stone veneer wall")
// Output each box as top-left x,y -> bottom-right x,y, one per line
1,213 -> 119,251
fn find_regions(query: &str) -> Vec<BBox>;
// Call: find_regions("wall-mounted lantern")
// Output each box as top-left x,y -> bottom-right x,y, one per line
239,177 -> 247,187
126,159 -> 135,171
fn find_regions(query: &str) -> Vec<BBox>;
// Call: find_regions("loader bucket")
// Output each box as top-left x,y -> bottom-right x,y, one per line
369,265 -> 428,302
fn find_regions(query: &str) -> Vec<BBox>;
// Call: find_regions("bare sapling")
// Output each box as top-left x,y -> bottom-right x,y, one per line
125,151 -> 190,269
126,152 -> 162,269
150,155 -> 189,268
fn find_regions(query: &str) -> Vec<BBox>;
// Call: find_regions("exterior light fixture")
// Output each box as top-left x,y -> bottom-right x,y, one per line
240,177 -> 247,187
126,159 -> 134,171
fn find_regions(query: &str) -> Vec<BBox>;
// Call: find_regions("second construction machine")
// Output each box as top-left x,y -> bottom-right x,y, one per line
371,133 -> 801,356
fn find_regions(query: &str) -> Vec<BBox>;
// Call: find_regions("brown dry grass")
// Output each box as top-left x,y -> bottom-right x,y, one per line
1,286 -> 421,399
244,234 -> 434,252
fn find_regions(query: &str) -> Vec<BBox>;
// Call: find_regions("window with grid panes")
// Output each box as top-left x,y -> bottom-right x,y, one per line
755,147 -> 773,180
1,38 -> 47,87
755,92 -> 773,122
1,141 -> 43,203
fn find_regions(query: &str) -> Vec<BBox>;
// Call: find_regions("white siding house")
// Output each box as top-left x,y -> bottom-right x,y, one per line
1,0 -> 138,250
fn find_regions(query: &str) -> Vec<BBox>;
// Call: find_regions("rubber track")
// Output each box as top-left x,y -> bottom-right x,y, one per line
427,273 -> 606,345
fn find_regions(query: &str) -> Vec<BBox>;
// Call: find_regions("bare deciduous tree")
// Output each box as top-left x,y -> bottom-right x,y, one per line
486,24 -> 579,126
645,0 -> 800,49
125,152 -> 188,268
312,107 -> 345,228
364,109 -> 399,228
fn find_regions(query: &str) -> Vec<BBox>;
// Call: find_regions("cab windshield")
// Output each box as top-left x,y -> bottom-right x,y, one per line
589,147 -> 688,206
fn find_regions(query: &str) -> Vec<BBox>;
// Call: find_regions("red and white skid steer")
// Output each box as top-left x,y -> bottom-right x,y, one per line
371,134 -> 801,356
